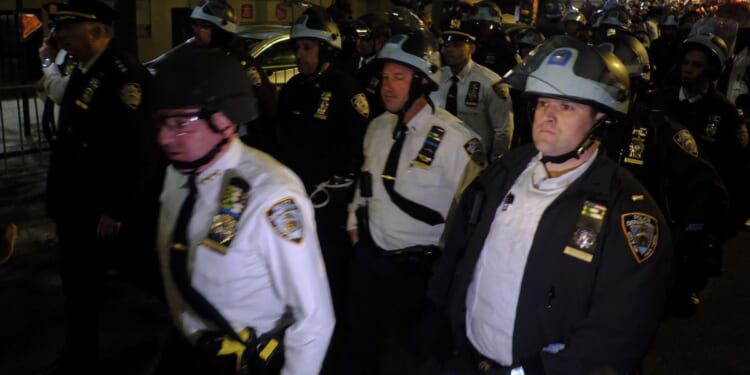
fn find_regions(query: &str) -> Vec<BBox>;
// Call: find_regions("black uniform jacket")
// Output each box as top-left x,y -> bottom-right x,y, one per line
428,144 -> 673,374
46,43 -> 158,225
656,84 -> 750,229
275,66 -> 370,188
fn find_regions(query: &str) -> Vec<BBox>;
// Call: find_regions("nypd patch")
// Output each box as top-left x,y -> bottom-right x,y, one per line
621,212 -> 658,263
672,129 -> 699,158
351,93 -> 370,118
492,81 -> 510,101
463,138 -> 485,165
267,198 -> 304,244
120,82 -> 142,109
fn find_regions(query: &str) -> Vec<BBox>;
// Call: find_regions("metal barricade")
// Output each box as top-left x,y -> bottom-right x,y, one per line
0,84 -> 49,179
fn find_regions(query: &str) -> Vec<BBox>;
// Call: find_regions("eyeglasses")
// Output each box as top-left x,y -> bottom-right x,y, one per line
157,113 -> 208,137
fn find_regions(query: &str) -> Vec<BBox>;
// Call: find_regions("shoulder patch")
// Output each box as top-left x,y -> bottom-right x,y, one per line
492,81 -> 510,101
621,212 -> 659,263
120,83 -> 142,109
267,198 -> 304,244
672,129 -> 699,158
248,66 -> 262,87
464,137 -> 485,165
351,93 -> 370,118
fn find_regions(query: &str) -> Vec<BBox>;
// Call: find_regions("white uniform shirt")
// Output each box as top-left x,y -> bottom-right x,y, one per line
40,49 -> 70,105
157,138 -> 335,375
466,151 -> 597,365
347,105 -> 483,250
431,59 -> 514,158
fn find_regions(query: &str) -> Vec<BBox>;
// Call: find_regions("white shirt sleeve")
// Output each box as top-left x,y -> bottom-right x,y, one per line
260,194 -> 335,375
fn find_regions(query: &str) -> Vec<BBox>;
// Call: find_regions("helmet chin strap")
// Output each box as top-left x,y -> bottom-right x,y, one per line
540,116 -> 606,164
170,137 -> 229,173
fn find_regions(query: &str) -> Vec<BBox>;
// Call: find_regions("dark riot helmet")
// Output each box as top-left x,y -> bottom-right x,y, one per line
151,45 -> 258,126
597,31 -> 651,82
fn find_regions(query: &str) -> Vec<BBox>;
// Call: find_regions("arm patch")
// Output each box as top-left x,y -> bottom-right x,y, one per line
672,129 -> 699,158
621,212 -> 658,263
492,81 -> 510,101
267,198 -> 304,244
120,82 -> 142,109
463,137 -> 485,165
351,93 -> 370,118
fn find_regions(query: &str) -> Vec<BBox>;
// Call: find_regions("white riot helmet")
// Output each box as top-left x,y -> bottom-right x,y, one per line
505,34 -> 630,114
190,0 -> 237,34
504,35 -> 630,162
291,6 -> 342,50
377,29 -> 442,91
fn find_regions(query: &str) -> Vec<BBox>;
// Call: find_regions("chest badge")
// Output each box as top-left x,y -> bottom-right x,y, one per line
412,125 -> 445,170
201,176 -> 250,254
464,81 -> 480,107
563,200 -> 608,263
314,91 -> 332,120
623,126 -> 648,165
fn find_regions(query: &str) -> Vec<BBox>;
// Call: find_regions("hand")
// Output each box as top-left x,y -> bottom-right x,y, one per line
38,39 -> 57,61
97,215 -> 122,238
348,228 -> 359,246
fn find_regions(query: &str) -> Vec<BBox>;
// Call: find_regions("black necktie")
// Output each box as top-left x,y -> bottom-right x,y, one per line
168,174 -> 244,342
381,119 -> 444,226
446,75 -> 459,116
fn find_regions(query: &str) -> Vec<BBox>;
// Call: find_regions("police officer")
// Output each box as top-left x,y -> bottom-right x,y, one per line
598,32 -> 730,317
512,27 -> 545,58
274,5 -> 369,336
649,12 -> 680,84
351,12 -> 392,118
562,10 -> 590,42
654,34 -> 750,235
345,29 -> 484,374
432,18 -> 514,160
467,1 -> 521,76
187,0 -> 277,152
43,1 -> 161,372
426,35 -> 672,374
152,47 -> 334,375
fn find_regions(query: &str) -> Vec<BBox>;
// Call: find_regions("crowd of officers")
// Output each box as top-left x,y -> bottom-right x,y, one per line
34,0 -> 750,374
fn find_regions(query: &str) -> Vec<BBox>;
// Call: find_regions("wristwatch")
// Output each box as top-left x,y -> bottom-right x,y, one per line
41,58 -> 53,68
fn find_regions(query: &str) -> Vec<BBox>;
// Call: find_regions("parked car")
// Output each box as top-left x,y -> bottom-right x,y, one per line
145,24 -> 298,88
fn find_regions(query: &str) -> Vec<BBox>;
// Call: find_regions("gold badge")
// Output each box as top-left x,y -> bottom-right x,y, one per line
248,66 -> 262,87
201,176 -> 250,254
351,93 -> 370,118
120,83 -> 142,109
624,126 -> 648,165
76,76 -> 101,110
314,91 -> 332,120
